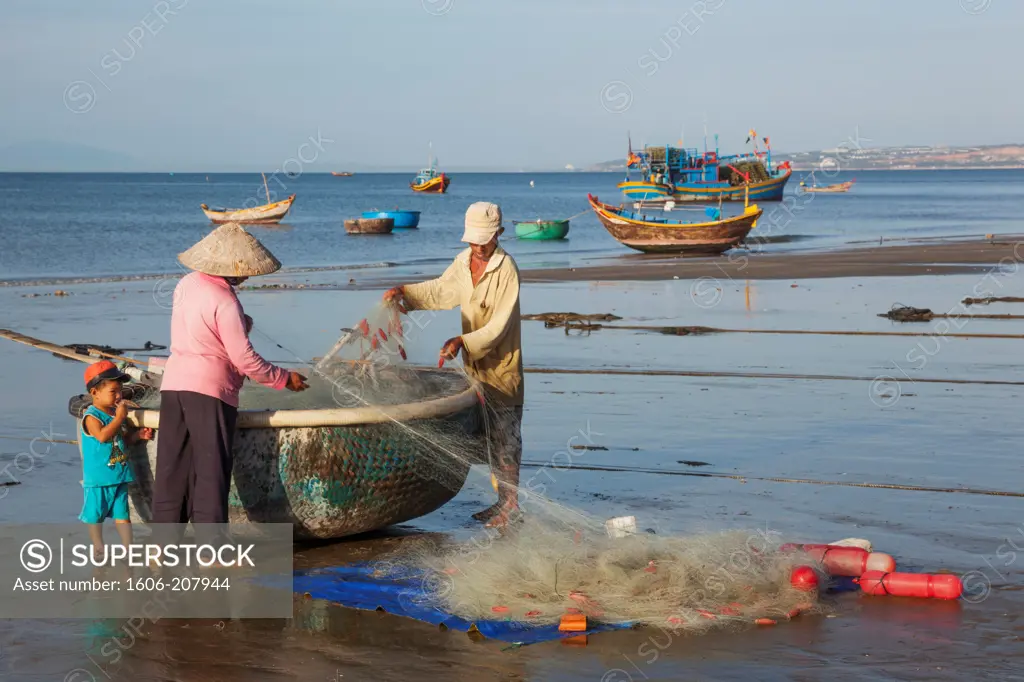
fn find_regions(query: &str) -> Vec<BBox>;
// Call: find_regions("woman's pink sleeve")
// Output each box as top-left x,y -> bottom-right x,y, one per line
216,300 -> 289,390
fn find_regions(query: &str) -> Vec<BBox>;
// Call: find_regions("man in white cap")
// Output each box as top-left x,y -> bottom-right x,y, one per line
154,223 -> 308,528
384,202 -> 524,528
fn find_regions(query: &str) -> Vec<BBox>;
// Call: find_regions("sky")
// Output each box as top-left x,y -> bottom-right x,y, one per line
1,0 -> 1020,171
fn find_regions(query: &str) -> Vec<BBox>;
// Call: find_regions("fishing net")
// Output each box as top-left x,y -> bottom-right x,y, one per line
644,146 -> 689,165
380,507 -> 824,633
135,304 -> 474,412
719,160 -> 770,185
132,301 -> 827,634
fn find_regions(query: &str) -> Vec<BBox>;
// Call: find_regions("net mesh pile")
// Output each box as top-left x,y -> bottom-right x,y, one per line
384,510 -> 824,632
720,159 -> 771,184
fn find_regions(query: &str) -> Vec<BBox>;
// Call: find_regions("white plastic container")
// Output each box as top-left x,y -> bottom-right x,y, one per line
605,516 -> 637,538
830,538 -> 873,552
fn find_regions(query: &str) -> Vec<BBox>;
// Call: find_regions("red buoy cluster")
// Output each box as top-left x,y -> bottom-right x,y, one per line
782,542 -> 963,601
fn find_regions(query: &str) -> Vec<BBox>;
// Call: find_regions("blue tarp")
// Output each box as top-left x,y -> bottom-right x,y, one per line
292,563 -> 633,645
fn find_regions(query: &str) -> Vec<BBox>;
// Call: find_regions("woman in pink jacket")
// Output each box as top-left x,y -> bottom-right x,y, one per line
153,223 -> 307,525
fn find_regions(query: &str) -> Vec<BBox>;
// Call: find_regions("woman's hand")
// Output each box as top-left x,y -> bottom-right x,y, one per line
138,427 -> 155,441
286,371 -> 309,392
383,286 -> 407,314
438,336 -> 464,367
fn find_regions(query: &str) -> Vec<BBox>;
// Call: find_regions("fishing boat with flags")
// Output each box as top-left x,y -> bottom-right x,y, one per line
618,130 -> 791,203
411,143 -> 451,193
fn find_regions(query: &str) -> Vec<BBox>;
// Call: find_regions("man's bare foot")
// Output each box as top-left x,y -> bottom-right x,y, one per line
484,505 -> 522,529
471,503 -> 503,523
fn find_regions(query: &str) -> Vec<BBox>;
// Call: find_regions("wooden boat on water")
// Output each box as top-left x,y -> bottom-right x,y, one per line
202,194 -> 295,224
344,218 -> 394,234
513,219 -> 570,241
618,132 -> 791,202
800,179 -> 855,193
411,143 -> 450,193
201,173 -> 295,224
411,168 -> 450,193
331,171 -> 354,177
588,193 -> 762,254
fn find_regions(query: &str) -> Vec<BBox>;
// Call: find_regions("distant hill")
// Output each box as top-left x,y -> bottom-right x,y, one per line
0,140 -> 142,172
777,144 -> 1024,170
4,140 -> 1022,173
585,159 -> 628,172
585,144 -> 1024,172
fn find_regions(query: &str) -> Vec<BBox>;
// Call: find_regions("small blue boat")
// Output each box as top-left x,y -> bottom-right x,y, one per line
362,210 -> 421,229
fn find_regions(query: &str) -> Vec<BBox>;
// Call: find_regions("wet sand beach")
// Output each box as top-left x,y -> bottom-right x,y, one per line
198,236 -> 1024,293
2,260 -> 1023,681
353,236 -> 1024,288
526,236 -> 1024,283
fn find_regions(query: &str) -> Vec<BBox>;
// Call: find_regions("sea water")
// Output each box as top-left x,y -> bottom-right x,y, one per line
1,169 -> 1022,285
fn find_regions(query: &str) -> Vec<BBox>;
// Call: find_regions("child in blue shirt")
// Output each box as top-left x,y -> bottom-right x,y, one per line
80,361 -> 154,559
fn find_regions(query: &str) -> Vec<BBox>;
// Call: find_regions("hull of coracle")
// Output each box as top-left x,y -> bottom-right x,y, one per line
513,220 -> 570,240
344,218 -> 395,234
74,390 -> 482,540
361,211 -> 421,228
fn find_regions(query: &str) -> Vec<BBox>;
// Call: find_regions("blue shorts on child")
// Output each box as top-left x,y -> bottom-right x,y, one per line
80,483 -> 130,524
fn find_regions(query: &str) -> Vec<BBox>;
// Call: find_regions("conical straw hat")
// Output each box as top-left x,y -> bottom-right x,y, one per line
178,223 -> 281,277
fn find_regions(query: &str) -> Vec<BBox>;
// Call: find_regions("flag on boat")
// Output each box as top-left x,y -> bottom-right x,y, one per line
626,133 -> 640,167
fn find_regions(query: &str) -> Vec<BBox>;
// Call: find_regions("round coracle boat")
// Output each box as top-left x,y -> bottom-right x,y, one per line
69,368 -> 484,540
344,217 -> 394,235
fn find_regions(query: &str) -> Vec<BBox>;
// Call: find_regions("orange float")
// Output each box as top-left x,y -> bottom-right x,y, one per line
781,543 -> 895,577
559,613 -> 588,632
857,570 -> 962,600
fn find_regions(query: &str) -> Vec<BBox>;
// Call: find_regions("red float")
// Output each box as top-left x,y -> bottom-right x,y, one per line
790,565 -> 820,592
781,543 -> 895,577
857,570 -> 962,600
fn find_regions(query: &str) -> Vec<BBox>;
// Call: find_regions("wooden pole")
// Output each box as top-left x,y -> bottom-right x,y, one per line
262,172 -> 271,204
82,348 -> 145,366
0,329 -> 98,364
0,329 -> 157,371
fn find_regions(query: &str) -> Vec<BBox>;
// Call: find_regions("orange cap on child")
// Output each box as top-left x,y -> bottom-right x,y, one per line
84,361 -> 132,390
